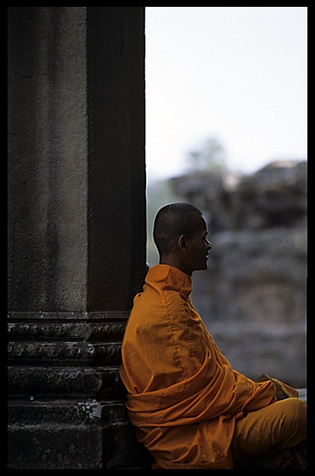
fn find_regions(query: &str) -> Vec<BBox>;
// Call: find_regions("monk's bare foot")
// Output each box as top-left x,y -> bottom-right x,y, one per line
278,449 -> 296,469
252,448 -> 296,469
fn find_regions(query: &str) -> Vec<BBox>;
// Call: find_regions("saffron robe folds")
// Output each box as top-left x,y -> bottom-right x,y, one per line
119,265 -> 276,469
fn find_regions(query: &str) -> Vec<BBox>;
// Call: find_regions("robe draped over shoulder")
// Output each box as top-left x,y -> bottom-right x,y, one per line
119,265 -> 275,469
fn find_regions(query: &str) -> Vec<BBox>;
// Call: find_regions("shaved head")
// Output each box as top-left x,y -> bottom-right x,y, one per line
153,203 -> 203,255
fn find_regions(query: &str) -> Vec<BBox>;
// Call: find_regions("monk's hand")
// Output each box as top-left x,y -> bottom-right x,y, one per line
271,379 -> 287,401
255,374 -> 288,401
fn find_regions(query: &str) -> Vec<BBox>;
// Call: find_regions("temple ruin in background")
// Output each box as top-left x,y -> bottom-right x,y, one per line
172,160 -> 306,387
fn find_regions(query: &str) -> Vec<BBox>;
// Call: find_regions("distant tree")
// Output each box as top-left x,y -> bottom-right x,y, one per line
186,136 -> 227,173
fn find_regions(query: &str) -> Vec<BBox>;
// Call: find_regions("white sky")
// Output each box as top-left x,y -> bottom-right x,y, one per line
145,6 -> 307,182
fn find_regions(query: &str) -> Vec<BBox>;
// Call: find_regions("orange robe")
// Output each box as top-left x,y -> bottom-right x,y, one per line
119,265 -> 276,469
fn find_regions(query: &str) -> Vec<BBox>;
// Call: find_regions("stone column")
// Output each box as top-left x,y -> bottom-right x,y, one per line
8,7 -> 148,469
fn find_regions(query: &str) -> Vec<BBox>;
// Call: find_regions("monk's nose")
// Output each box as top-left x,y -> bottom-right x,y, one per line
207,240 -> 212,250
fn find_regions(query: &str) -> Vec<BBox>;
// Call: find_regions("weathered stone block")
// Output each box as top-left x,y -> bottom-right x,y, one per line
8,403 -> 151,469
102,422 -> 152,469
8,426 -> 104,469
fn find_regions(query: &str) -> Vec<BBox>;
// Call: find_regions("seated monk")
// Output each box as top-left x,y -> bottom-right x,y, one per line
119,203 -> 306,469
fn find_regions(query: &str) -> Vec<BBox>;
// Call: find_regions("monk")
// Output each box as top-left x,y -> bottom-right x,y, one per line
119,203 -> 306,469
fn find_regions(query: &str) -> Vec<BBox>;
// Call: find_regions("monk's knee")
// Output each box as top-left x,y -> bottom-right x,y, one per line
293,398 -> 306,440
277,398 -> 306,449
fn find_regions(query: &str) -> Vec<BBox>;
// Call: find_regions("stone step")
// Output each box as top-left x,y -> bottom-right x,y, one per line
8,399 -> 127,425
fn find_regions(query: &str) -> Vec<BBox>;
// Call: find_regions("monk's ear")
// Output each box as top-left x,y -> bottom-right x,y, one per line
178,234 -> 188,252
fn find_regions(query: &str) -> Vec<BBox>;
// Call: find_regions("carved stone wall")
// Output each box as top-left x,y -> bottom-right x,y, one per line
8,312 -> 151,469
8,7 -> 150,469
172,161 -> 306,387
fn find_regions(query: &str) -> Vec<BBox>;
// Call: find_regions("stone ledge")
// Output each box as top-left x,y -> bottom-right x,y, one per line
8,341 -> 122,365
8,365 -> 125,399
7,321 -> 126,342
7,310 -> 130,321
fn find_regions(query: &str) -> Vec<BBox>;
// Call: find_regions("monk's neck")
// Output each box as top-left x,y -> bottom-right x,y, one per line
159,257 -> 192,277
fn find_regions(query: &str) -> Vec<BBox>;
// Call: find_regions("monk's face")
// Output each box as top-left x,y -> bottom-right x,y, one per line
185,215 -> 212,274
